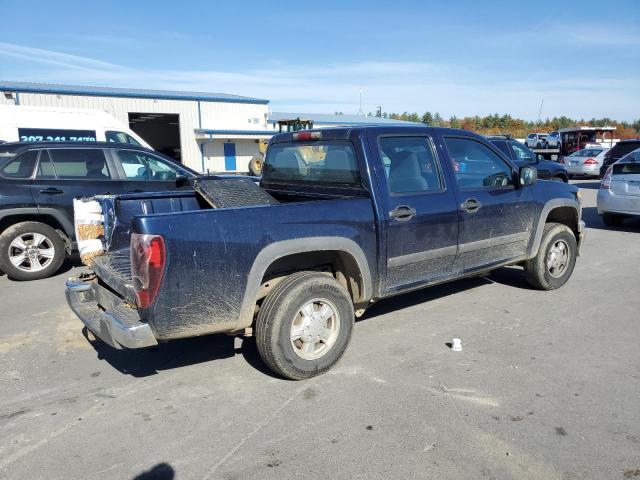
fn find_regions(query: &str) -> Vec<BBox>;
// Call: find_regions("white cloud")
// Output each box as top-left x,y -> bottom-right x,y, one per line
0,42 -> 638,121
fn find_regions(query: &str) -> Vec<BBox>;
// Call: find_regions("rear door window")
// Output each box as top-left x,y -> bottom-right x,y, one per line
378,136 -> 444,194
36,151 -> 56,179
264,141 -> 361,185
0,150 -> 38,178
48,149 -> 112,179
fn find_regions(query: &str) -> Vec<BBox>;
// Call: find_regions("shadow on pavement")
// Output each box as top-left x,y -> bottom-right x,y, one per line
84,326 -> 281,379
582,206 -> 640,232
360,270 -> 531,323
133,463 -> 174,480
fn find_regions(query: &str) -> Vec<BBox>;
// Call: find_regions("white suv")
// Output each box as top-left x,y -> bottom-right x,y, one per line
546,131 -> 560,148
525,133 -> 548,148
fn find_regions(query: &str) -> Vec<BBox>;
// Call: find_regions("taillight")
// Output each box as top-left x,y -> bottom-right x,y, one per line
130,233 -> 166,309
583,158 -> 598,165
601,166 -> 613,189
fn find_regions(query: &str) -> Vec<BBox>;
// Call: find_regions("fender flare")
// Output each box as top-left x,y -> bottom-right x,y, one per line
527,198 -> 580,258
237,237 -> 373,329
0,207 -> 72,235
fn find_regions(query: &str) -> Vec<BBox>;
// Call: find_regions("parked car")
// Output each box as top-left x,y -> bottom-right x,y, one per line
599,139 -> 640,177
66,126 -> 585,380
525,133 -> 548,148
561,147 -> 609,178
0,142 -> 196,280
546,131 -> 560,149
598,148 -> 640,226
0,105 -> 150,147
487,135 -> 568,182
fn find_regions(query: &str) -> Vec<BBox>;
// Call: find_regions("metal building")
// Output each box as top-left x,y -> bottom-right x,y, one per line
0,81 -> 272,173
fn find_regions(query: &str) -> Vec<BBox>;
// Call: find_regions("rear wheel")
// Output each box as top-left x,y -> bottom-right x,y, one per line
255,271 -> 355,380
0,221 -> 66,281
524,222 -> 577,290
602,213 -> 624,227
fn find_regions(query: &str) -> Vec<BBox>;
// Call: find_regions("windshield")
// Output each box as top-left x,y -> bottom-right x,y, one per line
263,140 -> 361,186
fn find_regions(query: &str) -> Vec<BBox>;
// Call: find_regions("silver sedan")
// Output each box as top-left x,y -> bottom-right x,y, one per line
597,148 -> 640,226
563,147 -> 609,177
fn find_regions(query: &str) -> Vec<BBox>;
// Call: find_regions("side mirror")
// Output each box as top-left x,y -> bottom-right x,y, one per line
519,166 -> 537,186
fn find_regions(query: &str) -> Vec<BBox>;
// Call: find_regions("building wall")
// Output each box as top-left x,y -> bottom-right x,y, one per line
3,92 -> 269,172
202,139 -> 260,172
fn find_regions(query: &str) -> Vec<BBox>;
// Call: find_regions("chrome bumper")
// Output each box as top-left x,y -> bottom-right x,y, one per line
66,276 -> 157,349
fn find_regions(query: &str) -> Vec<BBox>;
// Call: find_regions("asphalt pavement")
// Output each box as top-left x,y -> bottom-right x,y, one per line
1,180 -> 639,480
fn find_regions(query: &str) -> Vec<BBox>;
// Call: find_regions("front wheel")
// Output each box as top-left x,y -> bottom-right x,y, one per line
524,222 -> 577,290
255,272 -> 355,380
0,221 -> 66,281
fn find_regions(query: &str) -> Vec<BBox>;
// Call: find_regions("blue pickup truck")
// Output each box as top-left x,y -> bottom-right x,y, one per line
66,126 -> 585,379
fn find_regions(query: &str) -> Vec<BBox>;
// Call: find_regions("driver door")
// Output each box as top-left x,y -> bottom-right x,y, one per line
443,136 -> 536,272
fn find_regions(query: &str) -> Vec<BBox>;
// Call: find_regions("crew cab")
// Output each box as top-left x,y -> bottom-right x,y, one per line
66,126 -> 585,380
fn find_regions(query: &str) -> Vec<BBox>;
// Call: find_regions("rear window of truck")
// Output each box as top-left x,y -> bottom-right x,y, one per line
263,141 -> 360,186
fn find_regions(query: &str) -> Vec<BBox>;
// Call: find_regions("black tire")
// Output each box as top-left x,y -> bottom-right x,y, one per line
0,221 -> 66,281
602,213 -> 623,227
255,271 -> 355,380
524,222 -> 577,290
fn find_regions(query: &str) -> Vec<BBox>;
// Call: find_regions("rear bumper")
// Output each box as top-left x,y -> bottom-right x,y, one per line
597,189 -> 640,216
566,164 -> 600,176
66,275 -> 157,349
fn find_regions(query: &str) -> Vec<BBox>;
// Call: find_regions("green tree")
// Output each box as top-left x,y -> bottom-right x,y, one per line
421,112 -> 434,125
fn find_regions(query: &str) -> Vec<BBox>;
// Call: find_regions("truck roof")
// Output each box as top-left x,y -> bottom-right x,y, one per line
269,125 -> 483,144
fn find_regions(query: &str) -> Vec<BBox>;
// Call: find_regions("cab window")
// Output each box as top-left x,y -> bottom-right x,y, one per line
444,137 -> 513,189
115,150 -> 183,181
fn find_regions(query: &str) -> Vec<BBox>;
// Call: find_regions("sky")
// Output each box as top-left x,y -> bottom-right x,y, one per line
0,0 -> 639,121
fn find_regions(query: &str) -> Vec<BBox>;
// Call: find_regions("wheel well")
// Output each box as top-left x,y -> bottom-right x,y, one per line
545,206 -> 578,235
0,214 -> 71,245
258,251 -> 365,304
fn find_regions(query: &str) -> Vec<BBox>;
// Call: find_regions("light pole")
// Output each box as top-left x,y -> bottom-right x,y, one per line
358,89 -> 364,116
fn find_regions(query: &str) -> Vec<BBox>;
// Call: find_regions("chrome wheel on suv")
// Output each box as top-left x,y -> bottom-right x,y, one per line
0,221 -> 66,281
9,232 -> 56,273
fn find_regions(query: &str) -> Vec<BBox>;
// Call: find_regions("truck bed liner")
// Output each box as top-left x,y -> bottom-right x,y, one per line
191,177 -> 278,209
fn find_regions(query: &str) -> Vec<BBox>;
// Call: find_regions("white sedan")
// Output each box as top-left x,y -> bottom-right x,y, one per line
597,148 -> 640,226
563,147 -> 609,177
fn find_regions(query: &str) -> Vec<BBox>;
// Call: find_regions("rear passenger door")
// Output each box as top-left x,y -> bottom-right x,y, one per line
31,148 -> 118,230
443,136 -> 536,271
369,132 -> 459,292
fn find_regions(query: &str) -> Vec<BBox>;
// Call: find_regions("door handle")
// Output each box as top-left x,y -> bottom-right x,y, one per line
39,187 -> 64,195
389,205 -> 416,222
461,198 -> 482,213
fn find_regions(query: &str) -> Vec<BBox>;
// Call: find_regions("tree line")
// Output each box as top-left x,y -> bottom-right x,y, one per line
360,111 -> 640,139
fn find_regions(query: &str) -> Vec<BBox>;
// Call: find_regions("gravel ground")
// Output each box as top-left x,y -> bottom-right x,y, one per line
1,180 -> 639,480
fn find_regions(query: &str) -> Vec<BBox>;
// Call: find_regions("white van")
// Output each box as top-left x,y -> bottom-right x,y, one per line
0,105 -> 151,148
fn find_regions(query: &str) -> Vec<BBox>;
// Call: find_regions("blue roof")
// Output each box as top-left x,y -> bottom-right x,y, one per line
0,81 -> 269,105
269,112 -> 419,125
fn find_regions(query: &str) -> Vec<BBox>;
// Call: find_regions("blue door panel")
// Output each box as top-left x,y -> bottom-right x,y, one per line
224,143 -> 236,171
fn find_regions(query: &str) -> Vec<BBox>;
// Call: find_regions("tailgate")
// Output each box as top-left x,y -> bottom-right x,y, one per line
75,191 -> 204,300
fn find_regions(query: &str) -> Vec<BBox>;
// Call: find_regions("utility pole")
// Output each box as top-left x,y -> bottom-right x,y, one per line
537,99 -> 544,126
358,89 -> 364,116
376,106 -> 382,117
